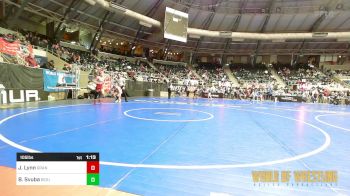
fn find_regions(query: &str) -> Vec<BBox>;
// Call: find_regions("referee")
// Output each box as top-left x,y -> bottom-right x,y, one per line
118,75 -> 128,102
167,81 -> 173,99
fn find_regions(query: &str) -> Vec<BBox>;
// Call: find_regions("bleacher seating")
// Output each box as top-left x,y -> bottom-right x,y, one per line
0,26 -> 349,104
194,63 -> 228,85
154,63 -> 196,85
231,64 -> 276,88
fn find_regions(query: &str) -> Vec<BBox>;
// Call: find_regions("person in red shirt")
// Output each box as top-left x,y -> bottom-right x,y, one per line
93,71 -> 104,104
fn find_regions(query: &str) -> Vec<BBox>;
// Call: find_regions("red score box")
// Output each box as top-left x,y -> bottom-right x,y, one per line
87,161 -> 99,174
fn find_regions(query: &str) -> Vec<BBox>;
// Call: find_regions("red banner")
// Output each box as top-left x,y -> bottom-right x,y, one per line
0,38 -> 20,56
0,37 -> 33,57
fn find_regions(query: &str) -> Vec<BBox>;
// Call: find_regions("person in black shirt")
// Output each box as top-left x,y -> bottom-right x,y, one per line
185,85 -> 190,97
167,81 -> 172,99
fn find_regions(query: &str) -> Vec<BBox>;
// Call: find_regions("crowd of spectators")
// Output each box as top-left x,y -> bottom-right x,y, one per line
50,43 -> 97,71
44,38 -> 169,83
273,64 -> 349,104
23,31 -> 49,49
0,31 -> 38,67
335,70 -> 350,77
160,63 -> 233,99
325,69 -> 350,78
231,64 -> 277,88
123,60 -> 165,83
194,63 -> 228,85
154,63 -> 197,85
324,69 -> 350,91
277,64 -> 344,90
0,32 -> 25,43
0,29 -> 163,84
1,28 -> 349,104
0,30 -> 60,69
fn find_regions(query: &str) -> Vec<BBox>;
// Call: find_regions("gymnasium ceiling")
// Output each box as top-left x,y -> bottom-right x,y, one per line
6,0 -> 350,55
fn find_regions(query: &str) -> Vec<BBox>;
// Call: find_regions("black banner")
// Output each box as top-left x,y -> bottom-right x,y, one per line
0,63 -> 48,104
0,63 -> 43,89
274,95 -> 304,102
201,92 -> 224,98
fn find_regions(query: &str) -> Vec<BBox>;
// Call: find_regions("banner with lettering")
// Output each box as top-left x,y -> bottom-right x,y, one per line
0,37 -> 34,57
0,38 -> 20,55
43,69 -> 76,92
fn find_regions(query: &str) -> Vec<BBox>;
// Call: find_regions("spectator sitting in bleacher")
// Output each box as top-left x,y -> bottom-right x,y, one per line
25,53 -> 39,68
41,60 -> 55,70
63,63 -> 72,72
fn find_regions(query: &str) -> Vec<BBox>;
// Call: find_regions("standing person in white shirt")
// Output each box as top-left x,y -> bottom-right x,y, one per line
117,74 -> 128,102
113,85 -> 122,103
208,86 -> 214,100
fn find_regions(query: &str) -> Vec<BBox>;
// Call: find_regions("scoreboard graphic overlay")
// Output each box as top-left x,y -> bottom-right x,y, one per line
16,153 -> 99,185
164,7 -> 188,43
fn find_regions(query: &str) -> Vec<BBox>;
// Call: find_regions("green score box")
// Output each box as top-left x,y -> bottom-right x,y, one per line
87,174 -> 99,185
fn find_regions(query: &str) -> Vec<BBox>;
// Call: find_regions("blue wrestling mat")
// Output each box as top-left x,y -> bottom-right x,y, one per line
0,98 -> 349,195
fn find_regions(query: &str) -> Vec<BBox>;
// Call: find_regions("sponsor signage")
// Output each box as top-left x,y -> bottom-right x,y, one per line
43,70 -> 76,92
0,37 -> 33,57
0,89 -> 42,104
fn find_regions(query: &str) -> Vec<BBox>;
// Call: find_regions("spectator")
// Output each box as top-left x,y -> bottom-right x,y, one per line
25,54 -> 39,68
41,60 -> 55,70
